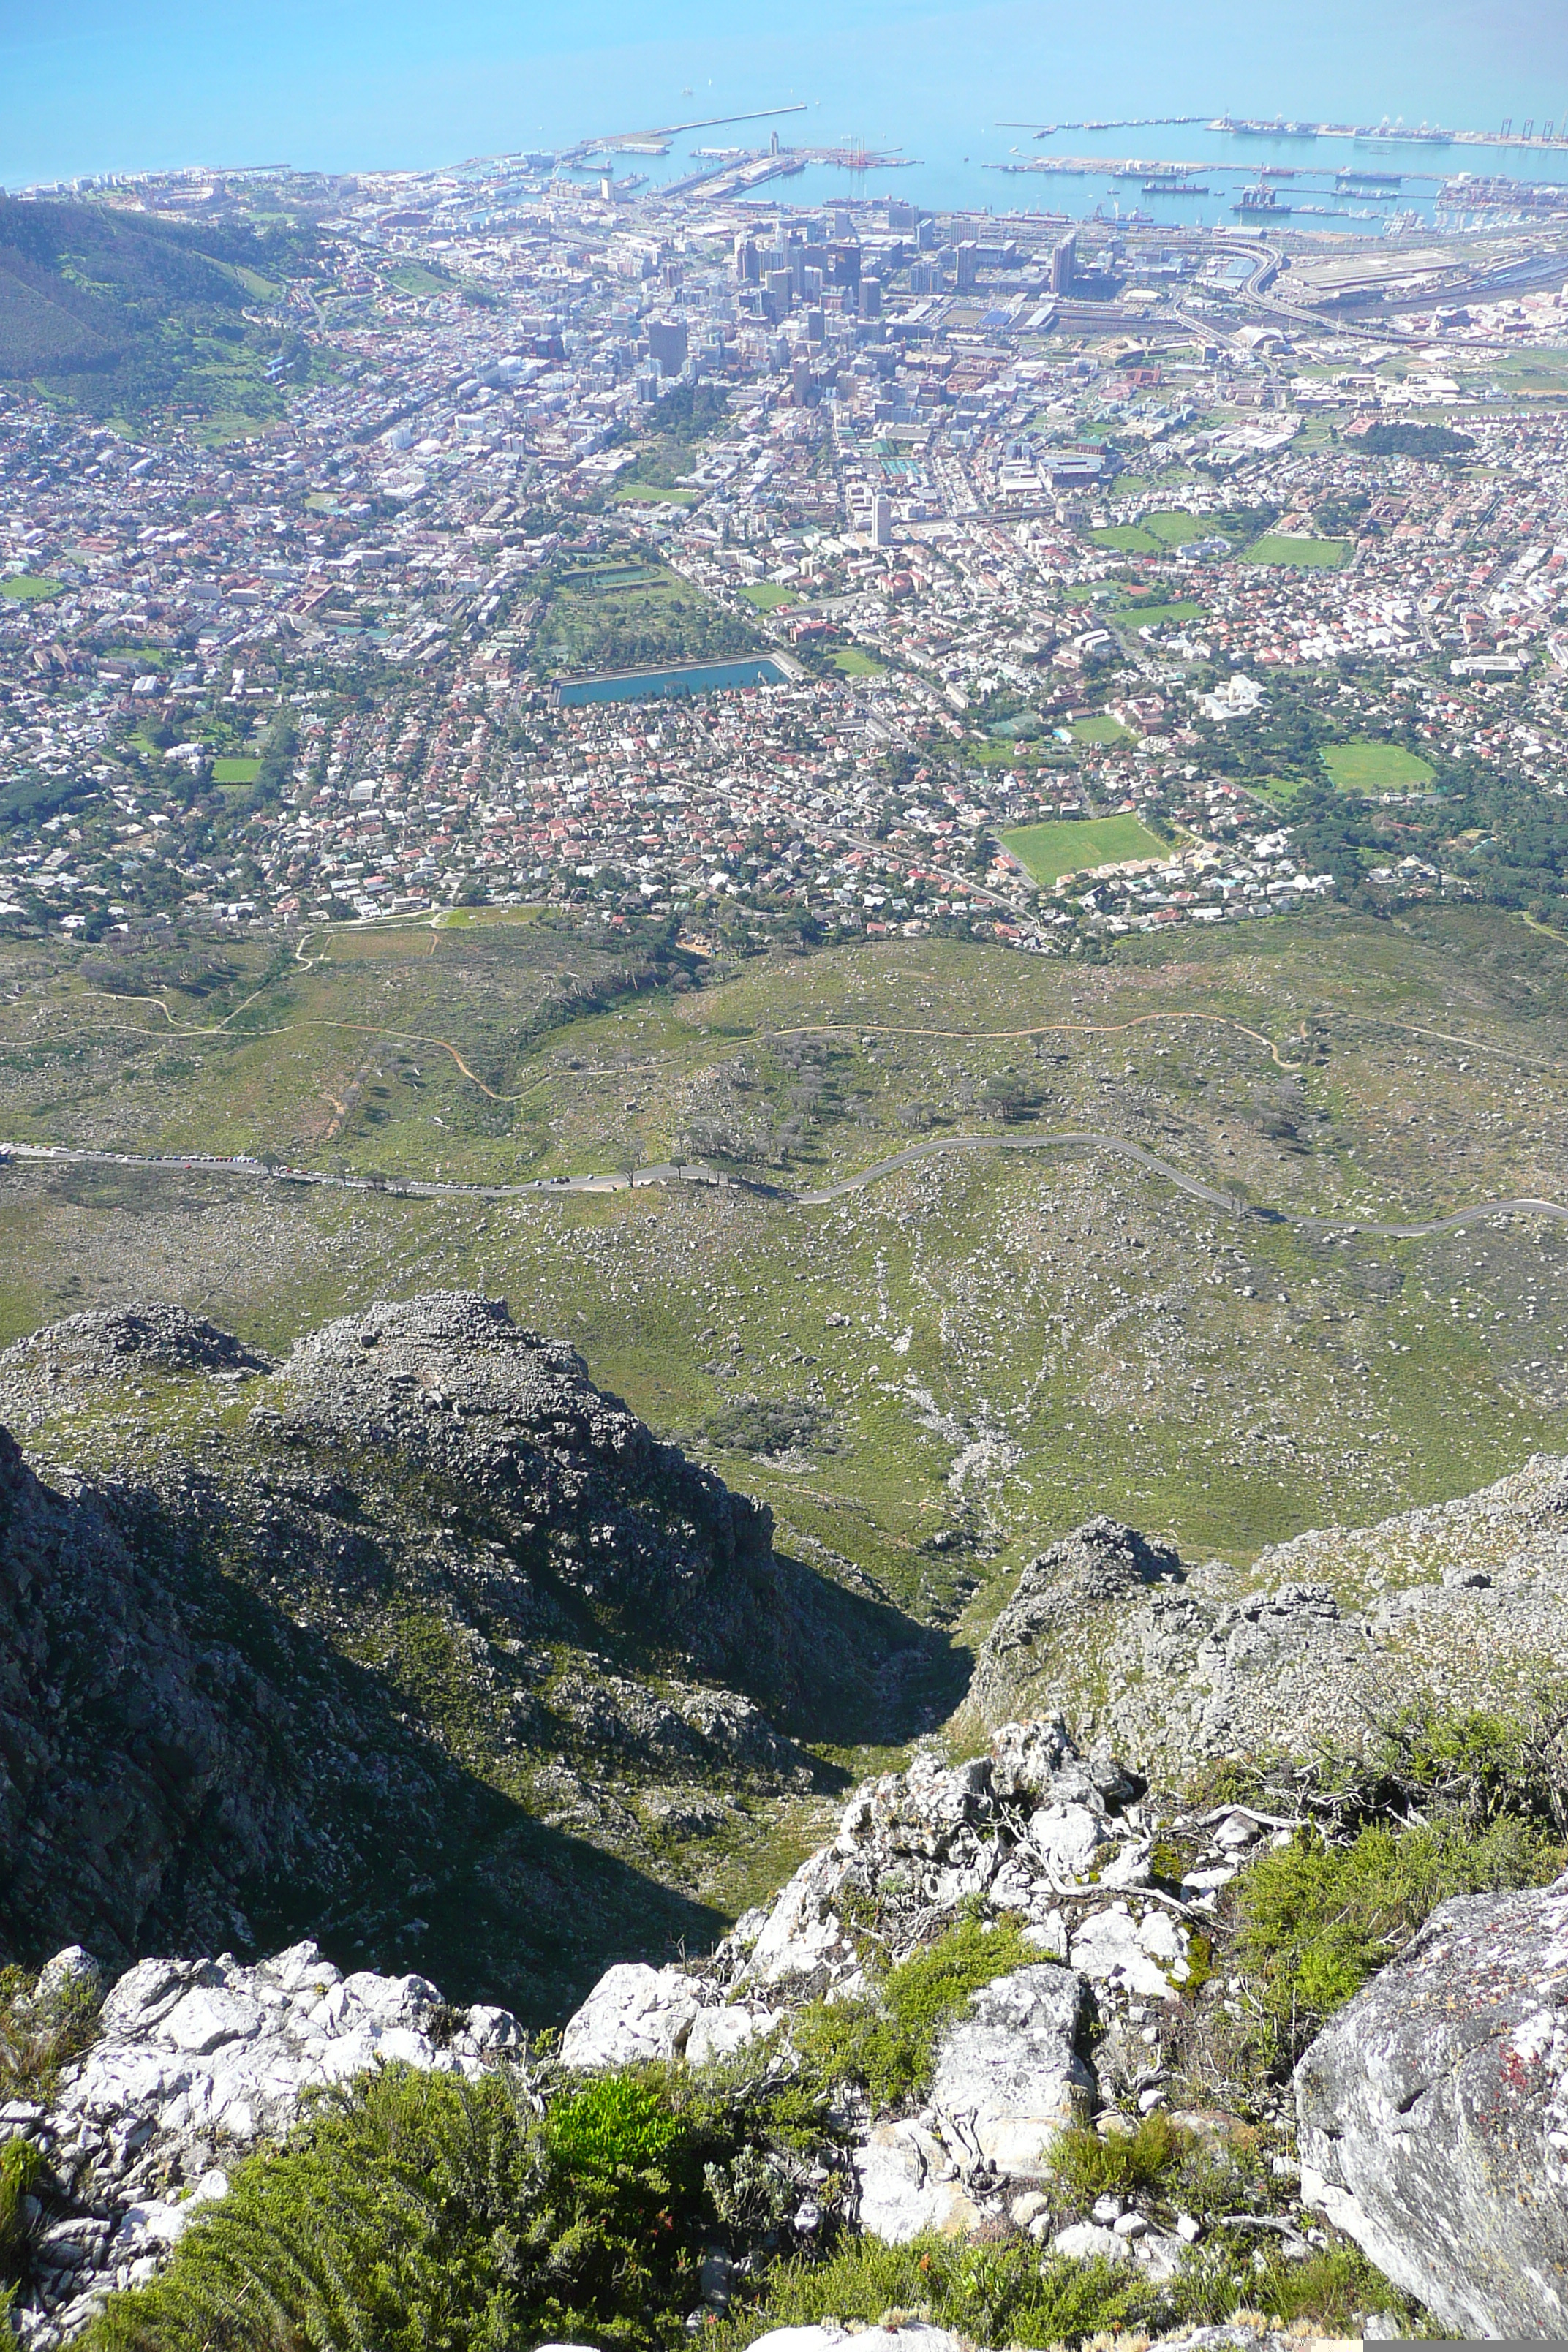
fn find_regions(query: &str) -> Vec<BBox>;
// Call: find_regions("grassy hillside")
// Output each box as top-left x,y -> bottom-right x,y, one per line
3,908 -> 1568,1656
0,195 -> 315,425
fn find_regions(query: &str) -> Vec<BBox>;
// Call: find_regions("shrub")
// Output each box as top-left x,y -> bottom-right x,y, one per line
715,2231 -> 1158,2351
0,1967 -> 102,2103
0,2137 -> 45,2285
1235,1810 -> 1566,2070
547,2073 -> 680,2179
794,1915 -> 1042,2110
1047,2113 -> 1191,2203
86,2046 -> 850,2352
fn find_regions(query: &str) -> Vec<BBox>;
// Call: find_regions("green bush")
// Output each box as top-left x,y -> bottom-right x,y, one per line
0,1967 -> 102,2103
87,2047 -> 848,2352
1047,2112 -> 1191,2203
715,2231 -> 1158,2351
1235,1811 -> 1565,2068
547,2073 -> 681,2179
794,1915 -> 1043,2110
0,2137 -> 45,2285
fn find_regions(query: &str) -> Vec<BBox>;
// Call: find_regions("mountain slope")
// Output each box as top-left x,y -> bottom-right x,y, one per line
0,1296 -> 943,2017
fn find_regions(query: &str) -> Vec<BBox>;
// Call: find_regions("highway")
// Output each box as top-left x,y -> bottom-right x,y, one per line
6,1134 -> 1568,1243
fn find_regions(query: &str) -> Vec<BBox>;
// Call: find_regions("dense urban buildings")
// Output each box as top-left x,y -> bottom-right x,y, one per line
5,151 -> 1568,955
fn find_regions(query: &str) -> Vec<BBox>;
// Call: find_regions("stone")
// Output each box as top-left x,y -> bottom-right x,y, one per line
1296,1869 -> 1568,2337
1050,2220 -> 1131,2262
747,2330 -> 962,2352
12,1940 -> 524,2342
853,2119 -> 981,2242
1134,2228 -> 1187,2281
928,1964 -> 1094,2176
1027,1803 -> 1104,1878
558,1963 -> 701,2070
1069,1904 -> 1188,1999
31,1949 -> 102,2019
684,2005 -> 781,2068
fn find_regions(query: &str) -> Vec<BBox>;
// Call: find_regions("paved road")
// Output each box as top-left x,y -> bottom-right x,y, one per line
5,1132 -> 1568,1243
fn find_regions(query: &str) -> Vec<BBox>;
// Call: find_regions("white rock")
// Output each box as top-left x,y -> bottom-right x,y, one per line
928,1965 -> 1094,2176
558,1964 -> 701,2070
1052,2220 -> 1131,2262
685,2005 -> 782,2068
1028,1803 -> 1104,1877
1022,1912 -> 1069,1961
33,1948 -> 103,2016
1096,1842 -> 1152,1891
742,1849 -> 857,1989
853,2119 -> 981,2242
464,2005 -> 522,2051
749,2331 -> 962,2352
1069,1904 -> 1188,1999
160,1990 -> 265,2055
1135,2228 -> 1188,2280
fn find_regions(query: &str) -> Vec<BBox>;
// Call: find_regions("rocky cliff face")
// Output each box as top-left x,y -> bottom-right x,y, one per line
0,1295 -> 939,2016
969,1461 -> 1568,1776
1296,1870 -> 1568,2337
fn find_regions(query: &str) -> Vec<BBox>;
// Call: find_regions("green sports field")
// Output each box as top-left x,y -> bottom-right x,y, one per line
1001,811 -> 1168,885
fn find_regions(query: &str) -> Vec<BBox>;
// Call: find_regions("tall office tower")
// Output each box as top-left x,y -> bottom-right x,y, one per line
871,494 -> 894,546
646,317 -> 688,374
955,241 -> 980,291
1050,233 -> 1077,295
734,235 -> 761,284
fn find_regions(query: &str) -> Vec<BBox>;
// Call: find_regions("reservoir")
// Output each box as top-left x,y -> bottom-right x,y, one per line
554,655 -> 789,706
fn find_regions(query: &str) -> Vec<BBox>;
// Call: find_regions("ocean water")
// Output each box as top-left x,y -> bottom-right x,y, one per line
4,0 -> 1568,219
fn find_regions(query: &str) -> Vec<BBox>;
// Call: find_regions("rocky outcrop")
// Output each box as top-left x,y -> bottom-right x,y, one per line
0,1294 -> 938,2016
555,1719 -> 1286,2272
970,1463 -> 1568,1775
1295,1871 -> 1568,2337
4,1941 -> 522,2351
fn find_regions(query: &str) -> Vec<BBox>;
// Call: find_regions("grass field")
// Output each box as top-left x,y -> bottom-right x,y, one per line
831,647 -> 887,676
1,576 -> 63,601
1126,600 -> 1205,630
1243,535 -> 1352,570
1070,714 -> 1132,743
211,757 -> 262,785
1000,811 -> 1167,883
1091,511 -> 1213,556
740,583 -> 799,610
1322,740 -> 1436,793
613,483 -> 701,507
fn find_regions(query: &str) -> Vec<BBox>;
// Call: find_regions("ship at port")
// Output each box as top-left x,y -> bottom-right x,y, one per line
1142,178 -> 1210,193
1233,181 -> 1289,214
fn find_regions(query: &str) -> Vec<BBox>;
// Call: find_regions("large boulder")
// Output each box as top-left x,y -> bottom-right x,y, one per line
1295,1871 -> 1568,2337
927,1963 -> 1094,2174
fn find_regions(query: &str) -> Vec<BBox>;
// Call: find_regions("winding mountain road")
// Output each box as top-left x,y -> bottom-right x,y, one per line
4,1131 -> 1567,1244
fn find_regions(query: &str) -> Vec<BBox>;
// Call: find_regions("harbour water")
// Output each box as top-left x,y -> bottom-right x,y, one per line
7,0 -> 1568,211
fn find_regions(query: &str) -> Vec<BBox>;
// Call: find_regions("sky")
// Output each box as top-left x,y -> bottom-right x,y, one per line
4,0 -> 1568,191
